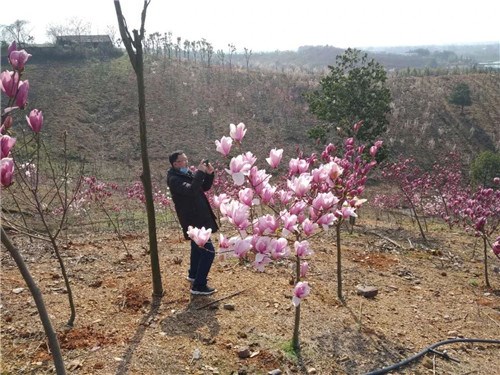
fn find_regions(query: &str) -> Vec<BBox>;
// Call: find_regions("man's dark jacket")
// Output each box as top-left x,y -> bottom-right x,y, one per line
167,168 -> 219,240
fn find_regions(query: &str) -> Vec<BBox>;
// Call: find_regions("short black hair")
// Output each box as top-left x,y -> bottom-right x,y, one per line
169,150 -> 184,166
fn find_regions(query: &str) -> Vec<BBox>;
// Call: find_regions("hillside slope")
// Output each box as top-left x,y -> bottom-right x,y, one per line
23,57 -> 499,180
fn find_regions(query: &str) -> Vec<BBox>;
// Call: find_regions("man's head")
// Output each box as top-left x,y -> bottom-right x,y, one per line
169,150 -> 188,169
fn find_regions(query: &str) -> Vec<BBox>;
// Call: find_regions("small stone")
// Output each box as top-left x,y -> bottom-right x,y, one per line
447,330 -> 458,337
237,347 -> 251,359
268,370 -> 282,375
441,272 -> 447,276
422,357 -> 433,369
12,288 -> 24,294
192,348 -> 201,361
356,285 -> 378,298
223,304 -> 235,311
307,368 -> 317,374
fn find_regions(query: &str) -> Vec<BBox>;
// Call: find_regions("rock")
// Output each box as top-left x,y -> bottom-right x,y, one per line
224,303 -> 235,311
356,285 -> 378,298
447,330 -> 458,337
307,368 -> 317,374
12,288 -> 24,294
422,357 -> 433,369
268,370 -> 282,375
192,348 -> 201,361
237,347 -> 251,359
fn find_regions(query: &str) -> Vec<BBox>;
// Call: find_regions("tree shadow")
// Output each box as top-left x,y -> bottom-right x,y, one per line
115,295 -> 220,375
116,295 -> 162,375
160,295 -> 221,342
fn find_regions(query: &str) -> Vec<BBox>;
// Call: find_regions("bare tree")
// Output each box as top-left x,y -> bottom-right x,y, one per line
244,47 -> 252,72
227,43 -> 236,70
1,20 -> 34,46
114,0 -> 163,298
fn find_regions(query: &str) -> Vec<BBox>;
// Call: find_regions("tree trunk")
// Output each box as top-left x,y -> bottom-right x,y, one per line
336,223 -> 343,301
114,0 -> 163,297
483,236 -> 490,288
1,229 -> 66,374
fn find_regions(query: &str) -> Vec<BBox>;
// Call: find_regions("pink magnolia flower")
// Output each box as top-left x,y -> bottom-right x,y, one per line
9,49 -> 32,71
280,211 -> 298,236
338,205 -> 358,219
317,213 -> 337,229
270,237 -> 289,259
301,218 -> 318,236
494,177 -> 500,185
238,188 -> 254,206
294,240 -> 312,257
326,161 -> 343,180
266,148 -> 283,168
353,121 -> 363,133
287,174 -> 312,198
254,214 -> 279,235
1,116 -> 13,134
253,253 -> 271,272
292,281 -> 310,307
1,158 -> 14,187
247,167 -> 269,193
289,200 -> 307,216
0,71 -> 19,98
215,136 -> 233,156
229,122 -> 247,142
15,80 -> 29,108
259,185 -> 276,204
492,236 -> 500,259
219,233 -> 230,250
289,158 -> 309,175
26,109 -> 43,133
370,146 -> 378,157
311,166 -> 329,184
350,197 -> 367,208
221,200 -> 251,230
186,226 -> 212,247
233,237 -> 252,258
212,193 -> 230,209
1,135 -> 16,158
226,155 -> 252,185
252,235 -> 271,254
242,151 -> 257,165
300,261 -> 309,278
7,41 -> 17,57
277,189 -> 293,204
312,192 -> 339,211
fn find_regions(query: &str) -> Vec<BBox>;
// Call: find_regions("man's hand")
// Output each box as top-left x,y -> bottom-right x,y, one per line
198,160 -> 214,174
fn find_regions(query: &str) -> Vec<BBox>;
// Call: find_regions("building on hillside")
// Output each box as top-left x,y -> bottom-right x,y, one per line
56,35 -> 113,49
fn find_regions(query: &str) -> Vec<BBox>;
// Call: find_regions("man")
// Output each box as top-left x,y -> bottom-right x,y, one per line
167,150 -> 219,295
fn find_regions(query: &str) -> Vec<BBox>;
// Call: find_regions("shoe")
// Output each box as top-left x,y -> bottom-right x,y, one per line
186,276 -> 195,282
190,285 -> 217,295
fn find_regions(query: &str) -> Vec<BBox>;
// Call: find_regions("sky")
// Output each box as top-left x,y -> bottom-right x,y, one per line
2,0 -> 499,52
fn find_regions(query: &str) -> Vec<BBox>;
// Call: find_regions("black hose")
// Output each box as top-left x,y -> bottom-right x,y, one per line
364,338 -> 500,375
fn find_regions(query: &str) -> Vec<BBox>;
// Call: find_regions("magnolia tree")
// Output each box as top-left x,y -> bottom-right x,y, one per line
375,153 -> 499,287
445,182 -> 500,288
187,121 -> 380,351
1,42 -> 66,374
378,158 -> 430,243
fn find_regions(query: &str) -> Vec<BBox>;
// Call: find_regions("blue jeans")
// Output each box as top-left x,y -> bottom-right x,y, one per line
189,239 -> 215,288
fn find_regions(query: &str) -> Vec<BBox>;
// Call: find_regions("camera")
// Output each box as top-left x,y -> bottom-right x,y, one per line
204,159 -> 209,166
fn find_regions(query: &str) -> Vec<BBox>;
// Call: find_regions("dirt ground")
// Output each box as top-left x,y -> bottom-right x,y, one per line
1,209 -> 499,374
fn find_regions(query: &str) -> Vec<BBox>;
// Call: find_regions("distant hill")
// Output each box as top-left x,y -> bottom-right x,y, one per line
15,53 -> 500,182
231,43 -> 500,72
